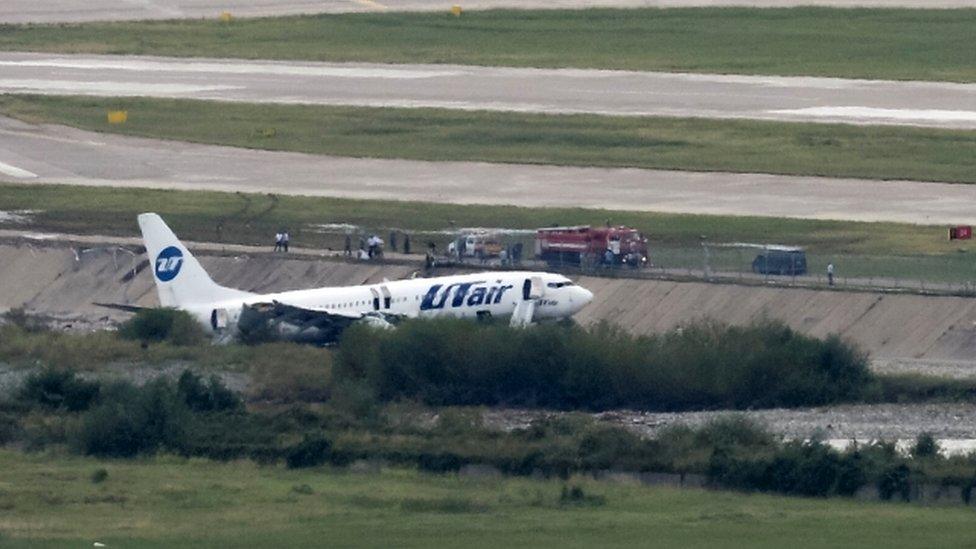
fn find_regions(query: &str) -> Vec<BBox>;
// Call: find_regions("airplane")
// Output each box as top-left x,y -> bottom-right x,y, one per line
137,213 -> 594,344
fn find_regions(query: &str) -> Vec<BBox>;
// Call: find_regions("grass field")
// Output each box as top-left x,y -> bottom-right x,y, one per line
4,95 -> 976,184
0,450 -> 973,548
2,8 -> 976,81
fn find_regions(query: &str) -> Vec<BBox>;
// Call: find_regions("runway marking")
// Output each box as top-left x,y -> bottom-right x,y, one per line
771,106 -> 976,123
0,79 -> 241,96
0,59 -> 457,80
0,127 -> 105,147
0,161 -> 37,179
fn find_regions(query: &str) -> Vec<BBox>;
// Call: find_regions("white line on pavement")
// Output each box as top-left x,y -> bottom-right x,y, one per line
0,59 -> 461,79
0,161 -> 37,179
771,106 -> 976,123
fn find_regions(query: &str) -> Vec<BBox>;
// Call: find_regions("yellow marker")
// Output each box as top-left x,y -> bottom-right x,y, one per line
107,110 -> 128,124
219,11 -> 233,22
451,5 -> 462,16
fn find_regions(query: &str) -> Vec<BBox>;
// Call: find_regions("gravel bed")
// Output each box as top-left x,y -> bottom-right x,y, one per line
483,403 -> 976,441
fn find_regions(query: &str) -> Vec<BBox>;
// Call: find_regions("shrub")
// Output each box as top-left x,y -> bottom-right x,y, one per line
576,424 -> 647,470
91,468 -> 109,483
911,432 -> 940,458
2,308 -> 48,333
417,452 -> 465,473
118,308 -> 206,346
835,451 -> 868,496
19,369 -> 100,411
878,464 -> 912,501
707,439 -> 869,498
73,380 -> 191,458
177,371 -> 241,412
336,319 -> 873,412
286,435 -> 332,469
0,411 -> 22,445
329,379 -> 381,425
559,484 -> 606,506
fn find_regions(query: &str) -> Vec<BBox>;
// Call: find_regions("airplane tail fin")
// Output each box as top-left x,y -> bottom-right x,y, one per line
138,213 -> 253,307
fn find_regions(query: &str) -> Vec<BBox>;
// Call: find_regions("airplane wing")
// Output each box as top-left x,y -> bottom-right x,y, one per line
238,301 -> 399,345
93,302 -> 147,313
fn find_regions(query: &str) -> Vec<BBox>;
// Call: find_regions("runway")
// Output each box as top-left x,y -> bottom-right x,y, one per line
1,116 -> 973,225
1,0 -> 971,23
2,53 -> 976,130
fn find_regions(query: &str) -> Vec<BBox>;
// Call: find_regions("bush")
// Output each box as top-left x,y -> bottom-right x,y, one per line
911,432 -> 940,458
286,435 -> 332,469
2,308 -> 48,333
0,411 -> 22,445
91,468 -> 108,483
576,424 -> 647,470
559,484 -> 606,506
118,308 -> 206,346
177,371 -> 241,412
878,464 -> 912,501
19,369 -> 100,412
707,439 -> 868,498
336,319 -> 873,412
417,452 -> 465,473
73,380 -> 191,458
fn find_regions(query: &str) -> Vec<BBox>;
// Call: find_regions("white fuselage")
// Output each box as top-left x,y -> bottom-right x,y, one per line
182,271 -> 593,333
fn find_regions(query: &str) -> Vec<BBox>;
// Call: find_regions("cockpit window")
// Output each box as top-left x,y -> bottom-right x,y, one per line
547,281 -> 575,288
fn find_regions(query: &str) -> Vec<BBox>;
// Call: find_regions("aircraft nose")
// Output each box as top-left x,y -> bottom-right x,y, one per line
573,286 -> 594,309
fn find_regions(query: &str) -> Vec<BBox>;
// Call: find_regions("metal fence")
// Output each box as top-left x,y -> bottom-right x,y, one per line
440,243 -> 976,297
308,227 -> 976,297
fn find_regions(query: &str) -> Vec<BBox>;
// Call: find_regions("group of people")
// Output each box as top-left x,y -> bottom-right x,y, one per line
273,230 -> 290,252
338,230 -> 412,261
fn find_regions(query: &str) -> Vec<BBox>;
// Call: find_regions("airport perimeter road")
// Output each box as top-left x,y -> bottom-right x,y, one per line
2,53 -> 976,129
2,116 -> 975,225
1,0 -> 970,23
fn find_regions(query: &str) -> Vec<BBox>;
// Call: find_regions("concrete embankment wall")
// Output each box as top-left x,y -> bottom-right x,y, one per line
574,276 -> 976,363
2,241 -> 976,364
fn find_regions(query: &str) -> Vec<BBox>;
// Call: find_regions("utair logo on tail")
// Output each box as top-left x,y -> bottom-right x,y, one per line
154,246 -> 184,281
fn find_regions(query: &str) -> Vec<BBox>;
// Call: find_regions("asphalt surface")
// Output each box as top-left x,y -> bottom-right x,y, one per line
2,53 -> 976,129
2,116 -> 975,224
1,0 -> 971,23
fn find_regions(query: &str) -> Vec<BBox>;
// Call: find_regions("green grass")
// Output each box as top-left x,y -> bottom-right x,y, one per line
5,95 -> 976,183
0,450 -> 973,548
2,8 -> 976,81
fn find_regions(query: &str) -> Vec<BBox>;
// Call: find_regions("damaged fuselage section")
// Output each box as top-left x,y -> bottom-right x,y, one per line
228,301 -> 399,345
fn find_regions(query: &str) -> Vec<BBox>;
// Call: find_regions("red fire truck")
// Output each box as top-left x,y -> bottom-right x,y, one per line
535,226 -> 648,268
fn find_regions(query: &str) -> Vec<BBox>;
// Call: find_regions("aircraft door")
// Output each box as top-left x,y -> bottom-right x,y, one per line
210,308 -> 229,330
380,285 -> 392,309
522,276 -> 544,300
369,288 -> 381,311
